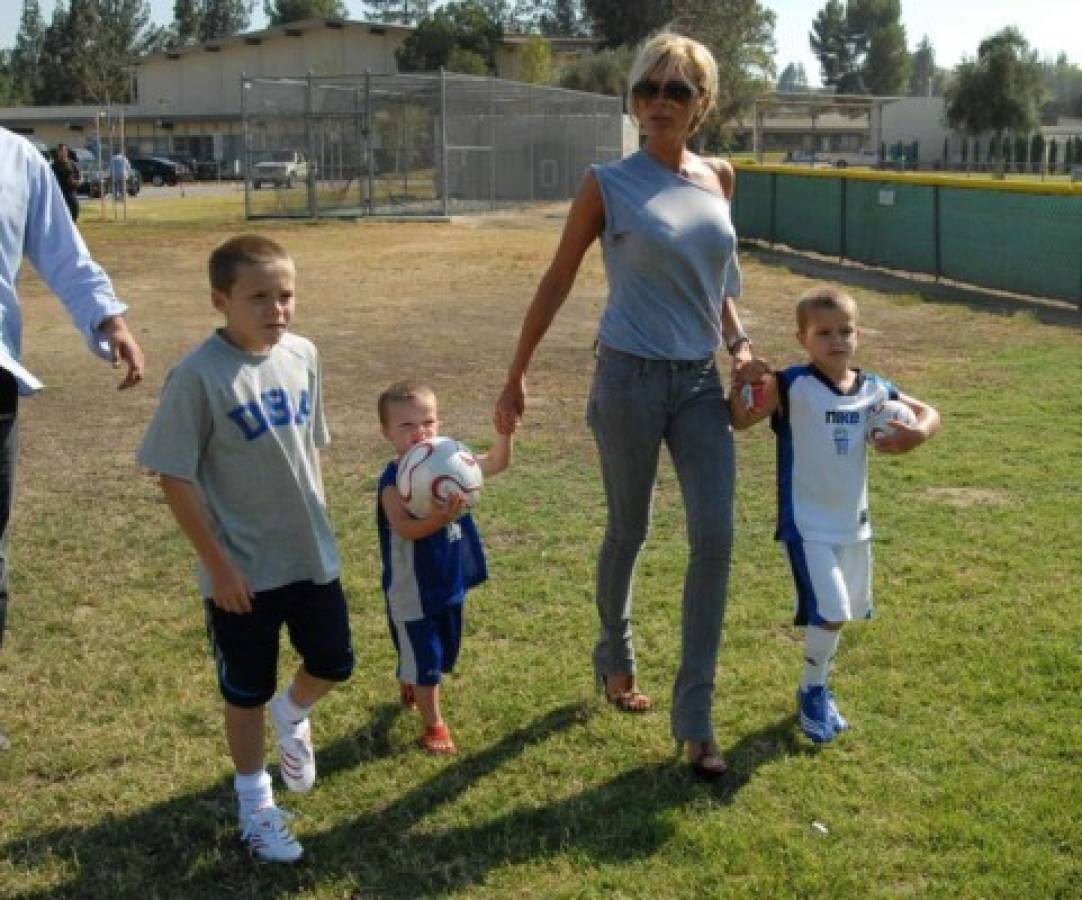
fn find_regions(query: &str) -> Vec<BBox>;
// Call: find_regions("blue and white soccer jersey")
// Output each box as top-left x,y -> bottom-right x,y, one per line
771,365 -> 899,625
376,460 -> 488,684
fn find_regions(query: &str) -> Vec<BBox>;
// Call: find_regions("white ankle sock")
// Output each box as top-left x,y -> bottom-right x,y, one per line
271,686 -> 311,728
800,626 -> 841,689
235,770 -> 273,824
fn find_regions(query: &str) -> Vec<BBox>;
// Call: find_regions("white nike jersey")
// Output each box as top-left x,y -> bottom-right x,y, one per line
771,365 -> 898,544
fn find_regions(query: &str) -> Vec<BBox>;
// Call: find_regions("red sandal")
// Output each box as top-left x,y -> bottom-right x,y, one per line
419,722 -> 457,755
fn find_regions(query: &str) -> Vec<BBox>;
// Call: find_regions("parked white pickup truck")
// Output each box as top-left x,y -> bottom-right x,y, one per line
787,148 -> 879,168
251,150 -> 310,189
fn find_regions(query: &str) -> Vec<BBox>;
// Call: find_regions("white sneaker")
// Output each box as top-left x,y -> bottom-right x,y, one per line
241,805 -> 303,863
275,715 -> 316,793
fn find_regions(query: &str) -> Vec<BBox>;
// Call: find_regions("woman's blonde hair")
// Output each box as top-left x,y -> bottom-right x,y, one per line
627,31 -> 719,137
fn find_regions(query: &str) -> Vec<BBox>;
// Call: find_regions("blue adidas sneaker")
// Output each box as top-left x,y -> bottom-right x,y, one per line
826,690 -> 849,733
797,685 -> 835,744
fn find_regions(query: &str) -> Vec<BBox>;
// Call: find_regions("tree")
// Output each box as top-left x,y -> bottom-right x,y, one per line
519,34 -> 553,83
810,0 -> 862,92
585,0 -> 671,49
944,28 -> 1045,175
907,34 -> 934,96
537,0 -> 588,36
674,0 -> 776,130
10,0 -> 46,104
777,61 -> 808,92
849,0 -> 909,95
173,0 -> 201,43
396,1 -> 502,73
810,0 -> 909,94
557,45 -> 634,95
364,0 -> 432,24
264,0 -> 346,25
200,0 -> 253,41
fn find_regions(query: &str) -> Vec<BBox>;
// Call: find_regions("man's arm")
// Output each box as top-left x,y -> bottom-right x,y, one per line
22,147 -> 144,388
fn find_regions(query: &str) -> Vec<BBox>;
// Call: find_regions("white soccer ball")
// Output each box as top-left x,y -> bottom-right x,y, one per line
866,399 -> 916,442
396,436 -> 483,518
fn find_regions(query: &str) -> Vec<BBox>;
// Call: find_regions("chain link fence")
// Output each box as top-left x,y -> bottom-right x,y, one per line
241,72 -> 623,219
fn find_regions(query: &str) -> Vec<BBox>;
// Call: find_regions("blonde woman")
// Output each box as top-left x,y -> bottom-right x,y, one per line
494,32 -> 767,778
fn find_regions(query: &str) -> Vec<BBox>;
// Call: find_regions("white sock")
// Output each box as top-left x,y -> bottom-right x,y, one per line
235,770 -> 273,825
800,626 -> 841,689
270,685 -> 311,730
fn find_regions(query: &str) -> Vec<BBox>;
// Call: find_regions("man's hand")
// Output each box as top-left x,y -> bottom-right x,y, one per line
98,315 -> 145,390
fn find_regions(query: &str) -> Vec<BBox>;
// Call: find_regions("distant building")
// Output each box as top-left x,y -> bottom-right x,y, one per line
0,17 -> 602,171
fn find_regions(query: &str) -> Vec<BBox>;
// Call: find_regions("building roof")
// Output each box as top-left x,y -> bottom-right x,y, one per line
137,17 -> 414,66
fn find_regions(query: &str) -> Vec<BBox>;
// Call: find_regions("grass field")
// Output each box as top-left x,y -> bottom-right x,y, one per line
0,192 -> 1079,899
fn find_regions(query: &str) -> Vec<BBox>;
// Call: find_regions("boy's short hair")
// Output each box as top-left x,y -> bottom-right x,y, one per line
209,234 -> 291,294
796,285 -> 859,330
377,379 -> 436,427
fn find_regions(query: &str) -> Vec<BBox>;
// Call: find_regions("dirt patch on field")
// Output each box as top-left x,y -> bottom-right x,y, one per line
922,487 -> 1012,508
11,204 -> 1061,509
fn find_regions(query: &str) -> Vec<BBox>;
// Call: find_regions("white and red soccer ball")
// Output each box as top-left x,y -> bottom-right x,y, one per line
866,399 -> 916,443
396,437 -> 483,518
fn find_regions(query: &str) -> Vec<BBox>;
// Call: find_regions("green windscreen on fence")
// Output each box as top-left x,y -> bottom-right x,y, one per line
731,166 -> 1082,305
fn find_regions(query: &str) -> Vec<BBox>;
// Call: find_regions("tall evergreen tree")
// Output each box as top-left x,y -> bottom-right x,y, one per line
200,0 -> 253,40
907,34 -> 934,96
11,0 -> 46,104
173,0 -> 201,42
778,61 -> 808,92
584,0 -> 671,49
809,0 -> 862,92
264,0 -> 346,25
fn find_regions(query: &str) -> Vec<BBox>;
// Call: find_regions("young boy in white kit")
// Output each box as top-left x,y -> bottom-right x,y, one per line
731,285 -> 940,743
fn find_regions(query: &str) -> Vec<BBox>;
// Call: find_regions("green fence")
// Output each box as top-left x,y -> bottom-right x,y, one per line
731,165 -> 1082,305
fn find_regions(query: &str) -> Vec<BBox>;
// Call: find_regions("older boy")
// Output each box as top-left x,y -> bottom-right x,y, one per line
732,286 -> 940,744
138,234 -> 353,862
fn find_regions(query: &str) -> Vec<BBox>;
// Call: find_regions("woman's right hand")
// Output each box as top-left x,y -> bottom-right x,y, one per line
494,375 -> 525,435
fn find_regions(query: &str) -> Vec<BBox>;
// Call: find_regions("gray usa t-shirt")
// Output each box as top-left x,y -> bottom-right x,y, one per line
138,330 -> 340,596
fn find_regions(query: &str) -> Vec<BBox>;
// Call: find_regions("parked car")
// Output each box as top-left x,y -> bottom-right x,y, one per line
786,148 -> 879,168
130,156 -> 188,186
77,159 -> 142,198
251,150 -> 310,189
161,153 -> 198,180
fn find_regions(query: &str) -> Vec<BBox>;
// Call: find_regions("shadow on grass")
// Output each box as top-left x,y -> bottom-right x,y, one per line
2,705 -> 805,899
745,242 -> 1081,329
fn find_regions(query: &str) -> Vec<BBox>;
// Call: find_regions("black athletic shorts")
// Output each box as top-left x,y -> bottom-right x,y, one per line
204,578 -> 354,708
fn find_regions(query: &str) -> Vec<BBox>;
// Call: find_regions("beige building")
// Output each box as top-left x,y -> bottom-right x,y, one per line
0,17 -> 603,170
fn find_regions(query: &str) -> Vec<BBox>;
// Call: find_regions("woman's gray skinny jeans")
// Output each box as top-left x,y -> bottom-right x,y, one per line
587,344 -> 735,743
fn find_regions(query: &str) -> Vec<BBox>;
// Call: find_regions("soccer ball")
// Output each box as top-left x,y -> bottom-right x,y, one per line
866,399 -> 916,442
396,437 -> 483,518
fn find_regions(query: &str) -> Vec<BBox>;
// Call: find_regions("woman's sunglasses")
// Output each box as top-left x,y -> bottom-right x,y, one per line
631,79 -> 698,106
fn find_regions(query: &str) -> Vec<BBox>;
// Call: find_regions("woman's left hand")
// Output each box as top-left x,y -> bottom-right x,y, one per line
731,352 -> 771,386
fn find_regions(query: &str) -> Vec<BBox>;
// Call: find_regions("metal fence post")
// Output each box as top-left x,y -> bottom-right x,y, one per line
440,68 -> 449,217
305,72 -> 316,217
528,83 -> 535,204
490,75 -> 497,210
769,171 -> 777,247
839,176 -> 847,262
933,184 -> 942,281
241,73 -> 250,219
365,69 -> 373,216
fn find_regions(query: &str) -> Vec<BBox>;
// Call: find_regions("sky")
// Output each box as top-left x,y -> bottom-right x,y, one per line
1,0 -> 1078,79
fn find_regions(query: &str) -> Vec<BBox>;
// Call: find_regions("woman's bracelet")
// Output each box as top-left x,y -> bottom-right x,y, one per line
726,332 -> 751,355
